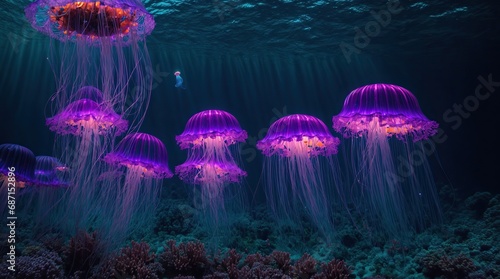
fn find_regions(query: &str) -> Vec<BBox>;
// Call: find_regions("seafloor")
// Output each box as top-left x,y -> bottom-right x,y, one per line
1,187 -> 499,278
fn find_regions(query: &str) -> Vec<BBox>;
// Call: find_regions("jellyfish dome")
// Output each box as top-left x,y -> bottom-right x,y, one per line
257,114 -> 340,157
101,132 -> 172,247
74,86 -> 104,103
104,133 -> 173,179
46,98 -> 128,136
331,83 -> 442,240
34,156 -> 69,187
332,83 -> 438,141
176,110 -> 248,149
25,0 -> 155,45
257,114 -> 340,240
0,144 -> 36,187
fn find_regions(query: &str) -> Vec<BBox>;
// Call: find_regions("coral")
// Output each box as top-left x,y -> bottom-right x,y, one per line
465,192 -> 493,218
312,259 -> 352,279
159,240 -> 209,278
64,231 -> 102,277
15,249 -> 64,279
155,203 -> 195,236
419,252 -> 478,279
292,253 -> 318,279
269,250 -> 292,274
484,196 -> 500,230
97,241 -> 163,279
213,249 -> 241,279
238,262 -> 289,278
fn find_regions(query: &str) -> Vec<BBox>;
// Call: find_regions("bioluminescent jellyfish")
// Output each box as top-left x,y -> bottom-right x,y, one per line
332,83 -> 442,239
0,144 -> 36,216
103,132 -> 173,245
176,110 -> 247,156
46,93 -> 128,234
74,86 -> 104,103
176,110 -> 247,243
34,156 -> 69,188
30,156 -> 69,229
25,0 -> 155,132
0,144 -> 36,190
46,96 -> 128,181
257,114 -> 341,239
176,156 -> 247,236
174,71 -> 185,89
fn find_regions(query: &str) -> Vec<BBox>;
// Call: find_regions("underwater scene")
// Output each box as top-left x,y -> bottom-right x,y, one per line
1,0 -> 499,278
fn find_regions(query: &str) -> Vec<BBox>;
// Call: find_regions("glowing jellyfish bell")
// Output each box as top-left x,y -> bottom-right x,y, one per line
176,110 -> 248,244
105,133 -> 174,179
25,0 -> 155,45
332,83 -> 438,141
34,156 -> 69,188
25,0 -> 155,132
103,132 -> 173,244
0,144 -> 36,190
257,114 -> 340,239
46,98 -> 128,137
74,86 -> 104,103
176,110 -> 248,156
332,83 -> 441,239
0,144 -> 36,217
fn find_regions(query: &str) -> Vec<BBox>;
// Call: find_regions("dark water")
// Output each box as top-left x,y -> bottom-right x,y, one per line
1,0 -> 500,278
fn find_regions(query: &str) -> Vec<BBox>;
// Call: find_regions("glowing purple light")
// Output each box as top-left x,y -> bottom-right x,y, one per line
257,114 -> 340,157
25,0 -> 155,45
176,110 -> 248,149
104,133 -> 173,179
46,98 -> 128,136
332,83 -> 438,141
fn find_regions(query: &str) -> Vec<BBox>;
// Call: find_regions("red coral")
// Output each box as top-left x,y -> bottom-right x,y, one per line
419,252 -> 478,279
292,253 -> 318,279
64,231 -> 102,276
159,240 -> 209,278
216,249 -> 242,279
312,259 -> 352,279
97,241 -> 163,279
270,251 -> 292,274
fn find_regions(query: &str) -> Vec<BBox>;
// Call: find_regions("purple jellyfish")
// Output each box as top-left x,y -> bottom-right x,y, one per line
257,114 -> 341,239
176,110 -> 247,242
25,0 -> 155,132
46,92 -> 128,236
46,95 -> 128,187
176,156 -> 247,233
34,156 -> 69,188
0,144 -> 36,216
176,110 -> 248,152
103,132 -> 173,244
0,144 -> 36,190
30,156 -> 70,229
332,83 -> 442,239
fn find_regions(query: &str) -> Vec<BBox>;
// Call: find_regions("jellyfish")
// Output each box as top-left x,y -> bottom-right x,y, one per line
176,110 -> 247,242
332,83 -> 442,239
33,156 -> 69,188
0,144 -> 36,216
174,71 -> 185,89
257,114 -> 341,239
176,155 -> 247,239
30,156 -> 70,229
25,0 -> 155,132
46,91 -> 128,233
46,94 -> 128,184
103,132 -> 173,245
176,110 -> 248,156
